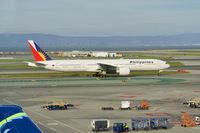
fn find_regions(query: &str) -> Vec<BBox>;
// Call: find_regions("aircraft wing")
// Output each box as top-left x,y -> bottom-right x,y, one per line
0,105 -> 43,133
98,63 -> 117,72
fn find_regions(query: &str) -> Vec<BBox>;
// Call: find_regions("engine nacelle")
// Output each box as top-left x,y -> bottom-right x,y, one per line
117,67 -> 130,76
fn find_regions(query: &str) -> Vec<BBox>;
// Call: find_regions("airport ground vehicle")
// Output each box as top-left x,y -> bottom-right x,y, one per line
41,102 -> 74,110
91,119 -> 110,132
181,112 -> 196,127
101,107 -> 114,110
119,101 -> 131,110
135,100 -> 150,110
183,97 -> 200,108
181,112 -> 200,127
132,117 -> 169,131
195,116 -> 200,125
113,123 -> 129,133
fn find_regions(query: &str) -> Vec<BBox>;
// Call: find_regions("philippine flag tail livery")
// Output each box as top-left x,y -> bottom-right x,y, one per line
28,40 -> 52,62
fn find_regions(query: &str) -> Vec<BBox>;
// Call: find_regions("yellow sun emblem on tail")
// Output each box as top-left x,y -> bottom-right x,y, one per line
38,52 -> 46,61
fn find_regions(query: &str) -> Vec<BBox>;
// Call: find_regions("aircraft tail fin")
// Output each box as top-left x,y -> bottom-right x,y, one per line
0,105 -> 43,133
28,40 -> 52,62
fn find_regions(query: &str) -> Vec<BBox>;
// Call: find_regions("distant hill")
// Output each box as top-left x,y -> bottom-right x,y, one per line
0,33 -> 200,51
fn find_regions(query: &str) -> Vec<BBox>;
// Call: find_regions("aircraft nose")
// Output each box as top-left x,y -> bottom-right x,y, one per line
160,61 -> 170,69
165,64 -> 170,68
163,63 -> 170,69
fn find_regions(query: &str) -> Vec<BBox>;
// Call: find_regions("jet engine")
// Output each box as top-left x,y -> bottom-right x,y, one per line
117,67 -> 130,75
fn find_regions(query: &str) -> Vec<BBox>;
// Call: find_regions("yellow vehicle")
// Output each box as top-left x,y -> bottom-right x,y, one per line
41,101 -> 74,110
183,97 -> 200,108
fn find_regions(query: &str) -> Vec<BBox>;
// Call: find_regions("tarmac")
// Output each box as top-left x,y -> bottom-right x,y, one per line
0,55 -> 200,133
0,74 -> 200,133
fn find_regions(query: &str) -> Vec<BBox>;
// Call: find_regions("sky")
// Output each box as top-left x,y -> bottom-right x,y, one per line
0,0 -> 200,36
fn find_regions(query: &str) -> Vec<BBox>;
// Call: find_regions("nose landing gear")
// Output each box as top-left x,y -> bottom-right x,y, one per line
158,70 -> 163,76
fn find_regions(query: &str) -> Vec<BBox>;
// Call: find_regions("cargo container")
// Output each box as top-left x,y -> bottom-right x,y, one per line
91,119 -> 110,132
150,117 -> 169,129
132,117 -> 169,131
132,117 -> 150,131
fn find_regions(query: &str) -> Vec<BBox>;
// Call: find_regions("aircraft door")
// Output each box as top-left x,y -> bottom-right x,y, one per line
81,62 -> 86,70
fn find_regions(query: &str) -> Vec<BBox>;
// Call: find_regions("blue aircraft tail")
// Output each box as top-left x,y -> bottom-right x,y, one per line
0,105 -> 42,133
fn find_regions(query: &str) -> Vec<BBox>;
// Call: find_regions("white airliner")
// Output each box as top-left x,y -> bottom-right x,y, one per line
27,40 -> 170,76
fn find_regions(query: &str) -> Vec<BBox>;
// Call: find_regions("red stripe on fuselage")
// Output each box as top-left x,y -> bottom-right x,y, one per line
28,42 -> 45,61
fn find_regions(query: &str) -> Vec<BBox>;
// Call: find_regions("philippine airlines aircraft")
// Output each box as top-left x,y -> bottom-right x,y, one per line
27,40 -> 170,76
